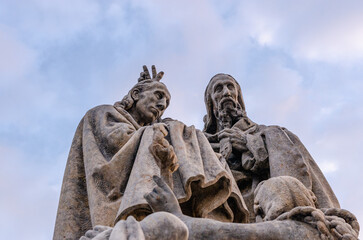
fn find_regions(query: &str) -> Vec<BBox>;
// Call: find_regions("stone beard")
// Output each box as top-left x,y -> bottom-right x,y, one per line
54,66 -> 248,240
214,98 -> 244,130
55,68 -> 359,240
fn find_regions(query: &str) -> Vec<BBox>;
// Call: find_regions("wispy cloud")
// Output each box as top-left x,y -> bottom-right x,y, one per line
1,1 -> 362,239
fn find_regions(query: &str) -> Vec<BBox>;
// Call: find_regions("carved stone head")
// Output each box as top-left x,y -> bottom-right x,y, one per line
203,74 -> 246,133
115,80 -> 171,125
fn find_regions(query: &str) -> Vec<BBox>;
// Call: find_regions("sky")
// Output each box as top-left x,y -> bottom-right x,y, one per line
1,0 -> 362,239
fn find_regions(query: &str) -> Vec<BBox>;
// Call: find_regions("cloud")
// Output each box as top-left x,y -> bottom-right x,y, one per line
234,1 -> 363,62
0,144 -> 66,240
1,0 -> 100,45
0,26 -> 36,83
1,1 -> 362,239
319,161 -> 339,174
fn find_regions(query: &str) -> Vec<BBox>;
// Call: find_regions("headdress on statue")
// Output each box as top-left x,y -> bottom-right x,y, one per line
114,65 -> 168,113
203,73 -> 247,134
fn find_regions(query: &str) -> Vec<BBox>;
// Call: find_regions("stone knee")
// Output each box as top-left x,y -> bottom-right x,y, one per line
140,212 -> 188,240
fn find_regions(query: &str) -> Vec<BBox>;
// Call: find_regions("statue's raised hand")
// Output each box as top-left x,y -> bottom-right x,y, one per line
218,127 -> 248,153
138,65 -> 164,82
149,123 -> 179,189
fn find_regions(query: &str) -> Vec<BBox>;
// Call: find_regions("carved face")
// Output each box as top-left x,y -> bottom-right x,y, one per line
210,75 -> 239,116
132,82 -> 171,125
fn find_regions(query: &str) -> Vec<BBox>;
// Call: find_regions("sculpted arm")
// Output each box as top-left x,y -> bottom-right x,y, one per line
83,107 -> 144,200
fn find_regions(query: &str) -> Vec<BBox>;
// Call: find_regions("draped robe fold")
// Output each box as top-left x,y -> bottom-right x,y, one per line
221,117 -> 340,222
54,104 -> 248,240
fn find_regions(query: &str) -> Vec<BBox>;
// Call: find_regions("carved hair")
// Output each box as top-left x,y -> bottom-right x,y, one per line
203,73 -> 247,134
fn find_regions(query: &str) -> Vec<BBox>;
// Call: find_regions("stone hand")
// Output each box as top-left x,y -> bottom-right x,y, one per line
144,175 -> 182,216
149,123 -> 179,173
80,225 -> 113,240
241,155 -> 256,171
218,127 -> 248,153
138,65 -> 164,82
203,132 -> 219,143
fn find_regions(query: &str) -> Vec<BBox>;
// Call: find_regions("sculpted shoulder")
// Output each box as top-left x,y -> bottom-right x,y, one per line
85,104 -> 118,115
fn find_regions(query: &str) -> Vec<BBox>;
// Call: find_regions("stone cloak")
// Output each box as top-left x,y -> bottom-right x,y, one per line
230,117 -> 340,221
54,104 -> 248,240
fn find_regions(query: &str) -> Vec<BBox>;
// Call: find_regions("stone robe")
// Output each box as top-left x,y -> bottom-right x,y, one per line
54,103 -> 248,240
210,117 -> 340,222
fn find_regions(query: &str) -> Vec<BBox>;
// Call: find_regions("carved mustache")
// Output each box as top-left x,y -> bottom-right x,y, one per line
218,97 -> 237,110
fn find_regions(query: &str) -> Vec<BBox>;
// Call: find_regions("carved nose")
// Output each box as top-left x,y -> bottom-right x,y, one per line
222,87 -> 231,97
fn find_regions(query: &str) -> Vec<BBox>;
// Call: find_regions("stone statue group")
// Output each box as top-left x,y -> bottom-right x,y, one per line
54,66 -> 360,240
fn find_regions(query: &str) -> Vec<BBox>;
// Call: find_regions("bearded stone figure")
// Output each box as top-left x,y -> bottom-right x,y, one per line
203,73 -> 340,222
54,68 -> 359,240
54,67 -> 247,240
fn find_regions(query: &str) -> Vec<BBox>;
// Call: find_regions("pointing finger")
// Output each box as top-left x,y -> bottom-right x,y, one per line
143,65 -> 151,79
152,65 -> 157,79
153,175 -> 170,192
156,71 -> 164,81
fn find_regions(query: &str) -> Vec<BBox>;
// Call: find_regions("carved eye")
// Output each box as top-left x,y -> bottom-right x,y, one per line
215,85 -> 222,93
227,84 -> 234,90
155,92 -> 163,99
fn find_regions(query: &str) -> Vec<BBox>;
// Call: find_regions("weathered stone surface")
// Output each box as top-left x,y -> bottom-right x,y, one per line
203,73 -> 340,222
54,66 -> 247,240
55,67 -> 360,240
81,176 -> 359,240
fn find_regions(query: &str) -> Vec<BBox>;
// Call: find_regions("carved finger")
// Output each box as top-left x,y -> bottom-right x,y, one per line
153,175 -> 172,192
94,225 -> 112,232
93,229 -> 112,240
169,161 -> 179,172
138,72 -> 145,82
156,71 -> 164,81
316,220 -> 330,237
153,123 -> 168,137
160,138 -> 171,148
335,224 -> 353,236
331,228 -> 343,239
85,229 -> 99,238
311,210 -> 326,224
152,186 -> 164,195
220,128 -> 233,133
153,144 -> 169,159
218,134 -> 230,140
230,138 -> 243,144
144,193 -> 159,207
204,132 -> 218,142
218,131 -> 233,140
146,191 -> 159,201
289,206 -> 315,218
152,65 -> 157,79
143,65 -> 151,79
242,158 -> 255,170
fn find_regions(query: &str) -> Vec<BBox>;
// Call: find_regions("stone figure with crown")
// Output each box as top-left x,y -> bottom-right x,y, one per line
54,66 -> 359,240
